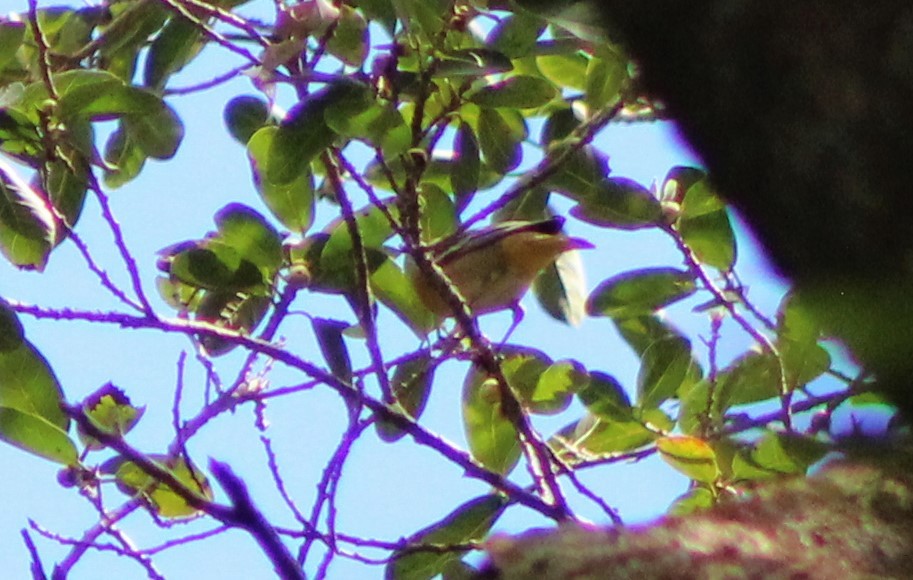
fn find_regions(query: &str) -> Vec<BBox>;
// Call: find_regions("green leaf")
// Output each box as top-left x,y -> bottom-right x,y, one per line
386,494 -> 507,580
45,159 -> 88,225
532,244 -> 589,325
462,374 -> 521,475
776,293 -> 831,387
677,178 -> 736,271
324,99 -> 410,156
434,49 -> 513,78
541,106 -> 579,146
467,75 -> 558,109
78,383 -> 145,451
451,122 -> 480,199
657,435 -> 720,484
536,53 -> 588,90
551,409 -> 671,461
577,371 -> 632,421
0,160 -> 59,270
213,204 -> 283,281
317,203 -> 395,291
312,318 -> 353,383
377,354 -> 436,442
195,292 -> 271,356
122,98 -> 184,159
0,338 -> 67,430
0,407 -> 77,465
268,83 -> 357,184
418,183 -> 457,242
247,127 -> 315,233
716,352 -> 783,407
103,125 -> 148,188
570,177 -> 663,229
0,303 -> 24,352
487,13 -> 544,59
327,5 -> 368,66
496,347 -> 556,414
731,433 -> 829,480
585,51 -> 627,111
612,315 -> 684,357
107,454 -> 212,519
678,380 -> 722,436
530,360 -> 585,414
667,486 -> 715,516
168,247 -> 263,291
587,268 -> 697,319
0,22 -> 25,72
143,16 -> 202,89
224,95 -> 270,145
372,256 -> 438,336
477,107 -> 523,174
637,336 -> 700,408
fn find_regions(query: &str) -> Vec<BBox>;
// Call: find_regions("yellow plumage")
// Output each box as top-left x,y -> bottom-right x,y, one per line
410,216 -> 593,319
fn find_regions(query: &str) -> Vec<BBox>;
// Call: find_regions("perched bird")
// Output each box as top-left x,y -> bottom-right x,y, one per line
410,216 -> 594,328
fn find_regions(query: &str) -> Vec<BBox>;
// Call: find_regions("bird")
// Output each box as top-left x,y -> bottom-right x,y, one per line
409,215 -> 594,332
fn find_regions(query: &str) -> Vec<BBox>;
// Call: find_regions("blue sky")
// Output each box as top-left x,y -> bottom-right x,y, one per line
0,4 -> 856,578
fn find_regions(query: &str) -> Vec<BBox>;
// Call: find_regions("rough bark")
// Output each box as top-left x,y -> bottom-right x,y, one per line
481,460 -> 913,579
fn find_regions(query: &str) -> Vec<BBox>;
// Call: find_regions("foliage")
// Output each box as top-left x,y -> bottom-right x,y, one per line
0,0 -> 882,578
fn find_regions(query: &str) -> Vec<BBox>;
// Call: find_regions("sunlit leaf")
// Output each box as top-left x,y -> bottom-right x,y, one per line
537,53 -> 588,90
530,360 -> 585,414
0,163 -> 59,270
667,486 -> 715,516
657,435 -> 719,484
434,48 -> 513,78
776,293 -> 832,387
78,383 -> 145,451
122,98 -> 184,159
551,409 -> 671,462
247,126 -> 315,233
106,454 -> 212,519
0,22 -> 26,72
326,5 -> 368,66
585,51 -> 627,111
0,338 -> 67,430
462,374 -> 521,475
716,351 -> 783,407
677,178 -> 736,271
0,407 -> 77,465
731,433 -> 829,481
637,335 -> 701,408
213,203 -> 283,281
386,494 -> 507,580
467,75 -> 558,109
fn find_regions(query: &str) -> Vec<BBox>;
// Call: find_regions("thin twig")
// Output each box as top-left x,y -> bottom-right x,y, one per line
324,150 -> 393,402
86,174 -> 154,313
4,300 -> 561,519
